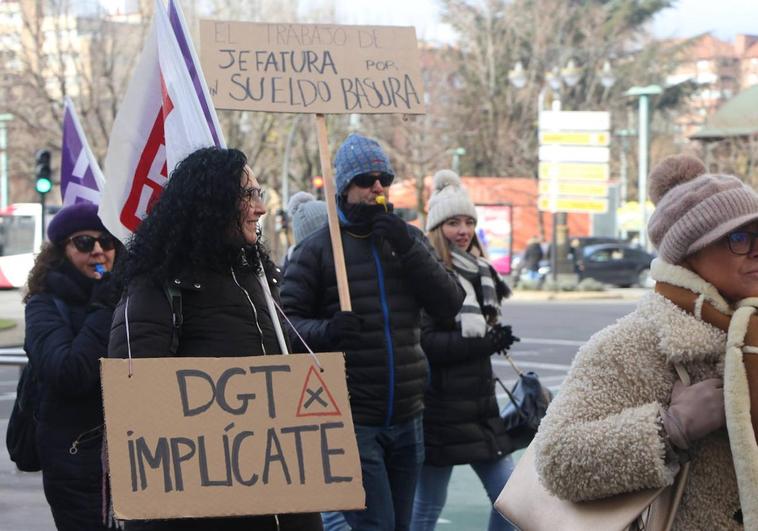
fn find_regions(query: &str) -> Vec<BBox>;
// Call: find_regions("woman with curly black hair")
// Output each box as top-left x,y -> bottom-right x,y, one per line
108,147 -> 323,531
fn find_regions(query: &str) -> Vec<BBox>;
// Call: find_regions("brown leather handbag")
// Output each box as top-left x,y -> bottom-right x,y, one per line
494,361 -> 692,531
494,442 -> 689,531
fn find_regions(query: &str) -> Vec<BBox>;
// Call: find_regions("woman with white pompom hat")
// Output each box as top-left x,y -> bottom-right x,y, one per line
410,170 -> 518,531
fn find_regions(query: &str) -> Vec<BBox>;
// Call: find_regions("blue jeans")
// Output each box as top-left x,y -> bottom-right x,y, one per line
321,511 -> 350,531
339,415 -> 425,531
410,456 -> 515,531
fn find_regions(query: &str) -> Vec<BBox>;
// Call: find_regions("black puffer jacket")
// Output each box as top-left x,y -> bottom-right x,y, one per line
280,216 -> 464,427
25,262 -> 113,530
108,255 -> 322,531
420,265 -> 515,466
109,262 -> 282,360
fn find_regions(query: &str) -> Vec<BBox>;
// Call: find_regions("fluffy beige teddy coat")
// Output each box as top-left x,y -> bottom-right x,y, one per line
534,259 -> 758,530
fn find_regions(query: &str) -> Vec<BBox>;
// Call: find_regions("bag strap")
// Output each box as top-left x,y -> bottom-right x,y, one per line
51,296 -> 72,331
161,283 -> 183,357
500,352 -> 524,377
20,296 -> 72,409
494,377 -> 529,420
659,361 -> 691,531
25,296 -> 72,369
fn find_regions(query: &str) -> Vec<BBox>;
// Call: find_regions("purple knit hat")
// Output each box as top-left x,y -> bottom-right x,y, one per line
47,203 -> 107,244
647,154 -> 758,264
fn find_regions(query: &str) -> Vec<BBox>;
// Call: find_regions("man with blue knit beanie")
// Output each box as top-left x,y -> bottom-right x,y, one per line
282,133 -> 464,531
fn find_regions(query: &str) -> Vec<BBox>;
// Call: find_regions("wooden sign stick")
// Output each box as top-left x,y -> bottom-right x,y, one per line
315,113 -> 352,311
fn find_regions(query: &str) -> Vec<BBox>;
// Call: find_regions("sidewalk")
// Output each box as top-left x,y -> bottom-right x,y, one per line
510,287 -> 648,302
0,420 -> 56,530
0,320 -> 23,348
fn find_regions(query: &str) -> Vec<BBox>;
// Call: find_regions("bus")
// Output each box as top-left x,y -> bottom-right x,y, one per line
0,203 -> 61,288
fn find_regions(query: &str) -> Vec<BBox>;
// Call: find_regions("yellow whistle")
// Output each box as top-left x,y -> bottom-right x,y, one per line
376,195 -> 388,212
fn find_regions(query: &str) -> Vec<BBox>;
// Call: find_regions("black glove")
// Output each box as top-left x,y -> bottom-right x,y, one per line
465,325 -> 519,357
326,311 -> 365,350
88,273 -> 121,310
372,214 -> 414,254
487,324 -> 519,353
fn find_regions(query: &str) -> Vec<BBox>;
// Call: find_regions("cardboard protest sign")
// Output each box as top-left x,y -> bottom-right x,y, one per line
199,21 -> 425,114
101,352 -> 364,520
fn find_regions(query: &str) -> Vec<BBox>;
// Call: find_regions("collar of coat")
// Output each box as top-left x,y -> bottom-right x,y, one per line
651,257 -> 758,529
642,258 -> 727,364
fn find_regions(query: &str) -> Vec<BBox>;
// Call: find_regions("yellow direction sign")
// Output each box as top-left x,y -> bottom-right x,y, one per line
539,162 -> 609,181
539,131 -> 609,146
538,180 -> 609,198
538,145 -> 609,163
538,195 -> 608,214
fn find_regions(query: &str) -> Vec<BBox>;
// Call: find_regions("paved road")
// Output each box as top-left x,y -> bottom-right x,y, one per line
0,290 -> 640,530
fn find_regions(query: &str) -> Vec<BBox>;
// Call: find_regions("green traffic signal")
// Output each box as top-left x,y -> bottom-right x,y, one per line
36,177 -> 52,194
34,148 -> 52,196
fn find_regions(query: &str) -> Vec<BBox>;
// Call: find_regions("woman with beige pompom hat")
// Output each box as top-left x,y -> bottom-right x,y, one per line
532,154 -> 758,529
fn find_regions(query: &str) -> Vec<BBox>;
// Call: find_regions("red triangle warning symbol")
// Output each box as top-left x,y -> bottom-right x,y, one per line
296,365 -> 342,417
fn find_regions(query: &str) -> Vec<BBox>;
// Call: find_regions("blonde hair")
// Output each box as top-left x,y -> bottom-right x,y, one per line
427,223 -> 487,269
428,227 -> 452,268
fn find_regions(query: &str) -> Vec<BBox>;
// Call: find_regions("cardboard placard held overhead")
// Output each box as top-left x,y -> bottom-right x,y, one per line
199,21 -> 425,114
101,353 -> 363,520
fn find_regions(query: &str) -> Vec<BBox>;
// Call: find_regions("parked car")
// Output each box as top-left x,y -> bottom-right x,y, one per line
575,243 -> 655,287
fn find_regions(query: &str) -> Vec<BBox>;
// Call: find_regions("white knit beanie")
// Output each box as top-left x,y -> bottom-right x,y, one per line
426,170 -> 478,231
288,191 -> 327,244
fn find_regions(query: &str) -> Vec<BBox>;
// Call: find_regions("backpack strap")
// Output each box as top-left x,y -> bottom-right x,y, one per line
21,296 -> 72,408
26,296 -> 72,368
51,296 -> 72,331
162,283 -> 183,356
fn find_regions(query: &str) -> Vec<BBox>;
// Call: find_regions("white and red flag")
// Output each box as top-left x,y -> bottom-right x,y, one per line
99,0 -> 224,243
61,97 -> 105,206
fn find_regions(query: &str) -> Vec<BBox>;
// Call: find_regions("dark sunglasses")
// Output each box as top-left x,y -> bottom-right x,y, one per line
66,234 -> 116,253
351,173 -> 394,188
726,230 -> 758,255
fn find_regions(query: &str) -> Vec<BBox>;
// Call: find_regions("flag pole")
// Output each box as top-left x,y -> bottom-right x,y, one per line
315,113 -> 351,312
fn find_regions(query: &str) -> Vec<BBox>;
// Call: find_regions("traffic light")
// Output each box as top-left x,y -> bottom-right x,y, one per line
34,149 -> 52,195
312,175 -> 324,199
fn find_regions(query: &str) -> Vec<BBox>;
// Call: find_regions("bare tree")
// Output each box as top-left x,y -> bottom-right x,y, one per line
0,0 -> 149,202
438,0 -> 690,178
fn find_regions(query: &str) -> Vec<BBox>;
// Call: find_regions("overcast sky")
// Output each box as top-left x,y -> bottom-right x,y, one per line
300,0 -> 758,43
96,0 -> 758,43
651,0 -> 758,40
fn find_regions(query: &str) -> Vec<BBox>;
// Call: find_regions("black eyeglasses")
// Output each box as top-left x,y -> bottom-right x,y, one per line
351,173 -> 394,188
726,230 -> 758,255
65,234 -> 116,253
241,186 -> 266,204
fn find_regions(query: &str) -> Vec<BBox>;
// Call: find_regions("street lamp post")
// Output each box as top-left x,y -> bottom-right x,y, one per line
451,147 -> 466,174
281,114 -> 303,212
625,85 -> 662,250
0,114 -> 12,209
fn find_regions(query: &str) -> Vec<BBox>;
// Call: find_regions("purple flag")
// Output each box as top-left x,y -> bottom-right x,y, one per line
61,97 -> 105,206
168,0 -> 225,148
